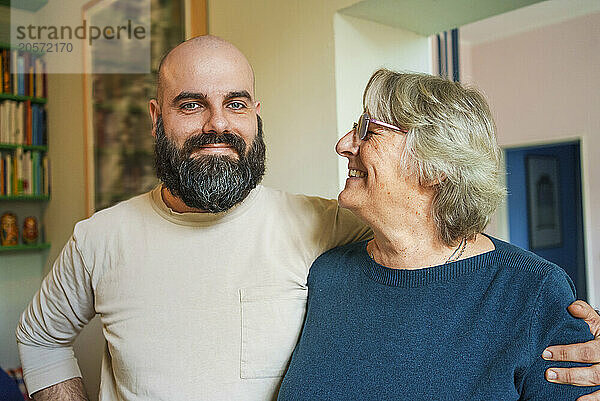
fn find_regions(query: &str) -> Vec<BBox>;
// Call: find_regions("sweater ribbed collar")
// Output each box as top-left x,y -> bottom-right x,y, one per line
360,235 -> 501,288
150,184 -> 263,226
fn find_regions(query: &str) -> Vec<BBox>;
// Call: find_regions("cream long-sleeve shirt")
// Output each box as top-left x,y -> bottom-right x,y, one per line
16,185 -> 371,400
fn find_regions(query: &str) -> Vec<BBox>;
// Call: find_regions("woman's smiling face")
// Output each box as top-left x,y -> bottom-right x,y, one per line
335,119 -> 423,221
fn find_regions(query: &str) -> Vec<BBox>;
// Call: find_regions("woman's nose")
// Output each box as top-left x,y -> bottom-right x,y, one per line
336,128 -> 360,158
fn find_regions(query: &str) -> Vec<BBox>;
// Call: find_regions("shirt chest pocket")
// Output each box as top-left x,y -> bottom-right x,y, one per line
239,286 -> 308,379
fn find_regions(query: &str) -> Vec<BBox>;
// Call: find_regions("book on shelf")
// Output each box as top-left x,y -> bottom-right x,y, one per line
0,46 -> 49,198
0,148 -> 49,197
0,100 -> 46,146
1,50 -> 9,94
0,47 -> 47,99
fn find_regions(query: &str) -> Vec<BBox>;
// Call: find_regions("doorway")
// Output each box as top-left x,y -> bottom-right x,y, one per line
505,141 -> 587,299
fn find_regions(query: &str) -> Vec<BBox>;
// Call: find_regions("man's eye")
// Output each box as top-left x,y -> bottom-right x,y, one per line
228,101 -> 246,110
181,102 -> 200,111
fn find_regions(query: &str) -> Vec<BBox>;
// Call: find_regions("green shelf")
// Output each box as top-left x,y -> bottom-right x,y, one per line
0,195 -> 50,201
0,93 -> 47,104
0,1 -> 48,12
0,242 -> 50,252
0,143 -> 48,151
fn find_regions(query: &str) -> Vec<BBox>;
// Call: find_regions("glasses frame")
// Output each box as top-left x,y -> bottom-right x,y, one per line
354,112 -> 407,141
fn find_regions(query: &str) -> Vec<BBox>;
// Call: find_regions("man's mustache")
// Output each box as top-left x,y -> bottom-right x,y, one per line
181,132 -> 247,157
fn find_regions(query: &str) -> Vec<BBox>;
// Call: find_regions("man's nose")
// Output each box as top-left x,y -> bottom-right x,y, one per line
336,128 -> 360,158
203,109 -> 230,134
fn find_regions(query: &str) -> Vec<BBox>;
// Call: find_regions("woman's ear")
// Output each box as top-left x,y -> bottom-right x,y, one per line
422,173 -> 447,188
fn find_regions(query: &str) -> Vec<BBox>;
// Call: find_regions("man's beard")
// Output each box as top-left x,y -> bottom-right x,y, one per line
154,115 -> 266,213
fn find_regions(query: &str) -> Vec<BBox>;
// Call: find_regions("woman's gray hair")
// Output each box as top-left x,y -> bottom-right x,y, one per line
363,69 -> 506,246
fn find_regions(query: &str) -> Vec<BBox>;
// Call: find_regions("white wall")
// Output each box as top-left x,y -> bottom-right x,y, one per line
209,0 -> 360,199
333,13 -> 432,190
461,12 -> 600,305
45,73 -> 103,400
0,242 -> 45,368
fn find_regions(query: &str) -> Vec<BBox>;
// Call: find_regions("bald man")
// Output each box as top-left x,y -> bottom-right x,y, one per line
16,36 -> 600,401
16,36 -> 370,401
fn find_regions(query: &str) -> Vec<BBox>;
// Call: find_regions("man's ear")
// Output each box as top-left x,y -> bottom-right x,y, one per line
255,101 -> 261,115
148,99 -> 160,138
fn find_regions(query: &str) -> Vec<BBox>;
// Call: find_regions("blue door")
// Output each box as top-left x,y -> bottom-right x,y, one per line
505,141 -> 587,300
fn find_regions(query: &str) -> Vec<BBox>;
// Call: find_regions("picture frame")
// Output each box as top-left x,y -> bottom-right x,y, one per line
526,155 -> 562,249
81,0 -> 189,214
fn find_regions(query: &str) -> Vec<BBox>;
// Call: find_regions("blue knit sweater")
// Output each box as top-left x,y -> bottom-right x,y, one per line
278,236 -> 599,400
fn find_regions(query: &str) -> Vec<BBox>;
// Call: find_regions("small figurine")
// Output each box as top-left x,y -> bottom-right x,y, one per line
1,212 -> 19,246
22,216 -> 39,245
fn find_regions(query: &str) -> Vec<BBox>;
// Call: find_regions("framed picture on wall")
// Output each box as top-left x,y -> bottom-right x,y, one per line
81,0 -> 187,214
526,155 -> 562,249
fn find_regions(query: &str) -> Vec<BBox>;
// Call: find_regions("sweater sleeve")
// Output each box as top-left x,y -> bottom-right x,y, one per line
519,268 -> 600,400
15,236 -> 96,396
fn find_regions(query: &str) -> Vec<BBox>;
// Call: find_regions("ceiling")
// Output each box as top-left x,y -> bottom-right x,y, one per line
460,0 -> 600,44
339,0 -> 545,36
340,0 -> 600,44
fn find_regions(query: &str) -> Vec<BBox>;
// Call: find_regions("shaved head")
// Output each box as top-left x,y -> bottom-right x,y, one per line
156,35 -> 255,103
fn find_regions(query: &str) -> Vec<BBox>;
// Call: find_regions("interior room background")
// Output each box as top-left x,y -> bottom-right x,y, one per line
1,1 -> 598,399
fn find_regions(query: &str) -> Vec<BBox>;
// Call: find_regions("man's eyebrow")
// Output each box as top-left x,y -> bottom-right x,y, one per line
225,90 -> 252,101
171,91 -> 207,106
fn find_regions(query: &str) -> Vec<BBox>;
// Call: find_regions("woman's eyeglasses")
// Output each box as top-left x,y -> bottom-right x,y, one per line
353,112 -> 407,141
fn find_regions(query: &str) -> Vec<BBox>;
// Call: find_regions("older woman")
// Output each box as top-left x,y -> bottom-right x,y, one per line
277,70 -> 599,400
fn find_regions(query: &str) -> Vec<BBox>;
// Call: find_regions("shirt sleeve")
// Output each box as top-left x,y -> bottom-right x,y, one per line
319,203 -> 372,252
519,268 -> 600,400
15,235 -> 96,396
